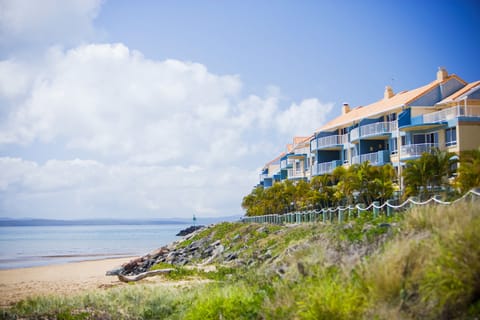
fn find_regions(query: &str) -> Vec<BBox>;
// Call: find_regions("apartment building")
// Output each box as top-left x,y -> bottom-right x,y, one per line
260,68 -> 480,188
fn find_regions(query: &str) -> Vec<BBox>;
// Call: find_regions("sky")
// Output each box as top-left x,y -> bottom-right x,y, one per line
0,0 -> 479,219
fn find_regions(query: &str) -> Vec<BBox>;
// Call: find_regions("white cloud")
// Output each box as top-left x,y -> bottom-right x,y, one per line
0,43 -> 334,218
276,98 -> 333,136
0,157 -> 257,219
0,0 -> 102,50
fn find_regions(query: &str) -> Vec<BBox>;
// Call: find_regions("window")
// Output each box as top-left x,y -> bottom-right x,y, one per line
295,161 -> 301,173
386,113 -> 397,122
413,132 -> 438,144
445,127 -> 457,146
391,138 -> 398,154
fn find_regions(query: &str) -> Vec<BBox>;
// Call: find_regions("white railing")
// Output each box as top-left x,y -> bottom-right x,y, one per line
389,120 -> 398,131
313,134 -> 349,150
400,143 -> 439,158
312,160 -> 341,176
350,128 -> 359,141
293,147 -> 310,155
310,139 -> 317,151
352,152 -> 378,165
280,160 -> 287,168
317,135 -> 341,148
288,169 -> 306,179
423,105 -> 480,123
351,150 -> 389,165
350,121 -> 397,141
241,189 -> 480,224
360,121 -> 390,138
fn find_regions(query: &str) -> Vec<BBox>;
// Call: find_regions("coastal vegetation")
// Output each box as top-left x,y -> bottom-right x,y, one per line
2,200 -> 480,319
242,148 -> 479,216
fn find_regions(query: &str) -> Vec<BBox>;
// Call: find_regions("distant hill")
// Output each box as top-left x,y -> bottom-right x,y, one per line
0,215 -> 242,227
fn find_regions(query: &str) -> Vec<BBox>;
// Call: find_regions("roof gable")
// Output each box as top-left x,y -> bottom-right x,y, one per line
316,74 -> 467,132
437,81 -> 480,104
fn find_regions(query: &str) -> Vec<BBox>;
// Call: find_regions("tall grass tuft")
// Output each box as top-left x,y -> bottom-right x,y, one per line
296,269 -> 367,320
365,201 -> 480,318
182,283 -> 266,320
418,214 -> 480,318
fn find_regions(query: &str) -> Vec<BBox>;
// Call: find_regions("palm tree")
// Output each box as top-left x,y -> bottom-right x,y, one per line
430,148 -> 457,194
456,148 -> 480,193
310,175 -> 333,208
372,164 -> 395,203
402,155 -> 431,200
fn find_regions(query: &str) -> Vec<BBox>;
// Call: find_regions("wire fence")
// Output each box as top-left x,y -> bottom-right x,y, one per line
241,189 -> 480,224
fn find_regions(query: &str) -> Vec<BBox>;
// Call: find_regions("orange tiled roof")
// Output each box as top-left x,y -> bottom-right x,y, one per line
264,152 -> 286,167
293,136 -> 310,145
316,75 -> 466,132
437,80 -> 480,104
291,135 -> 313,151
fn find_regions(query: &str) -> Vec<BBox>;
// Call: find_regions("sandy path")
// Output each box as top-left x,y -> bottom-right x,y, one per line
0,257 -> 136,306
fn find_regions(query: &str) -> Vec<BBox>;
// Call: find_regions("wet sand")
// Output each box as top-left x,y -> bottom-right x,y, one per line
0,257 -> 135,306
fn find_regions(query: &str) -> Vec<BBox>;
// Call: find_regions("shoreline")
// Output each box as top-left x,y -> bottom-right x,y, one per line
0,256 -> 137,306
0,253 -> 137,271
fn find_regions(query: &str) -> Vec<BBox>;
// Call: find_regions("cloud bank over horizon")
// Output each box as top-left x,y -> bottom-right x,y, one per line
0,1 -> 333,219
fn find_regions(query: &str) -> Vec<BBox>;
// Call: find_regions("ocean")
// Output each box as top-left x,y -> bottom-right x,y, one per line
0,224 -> 187,269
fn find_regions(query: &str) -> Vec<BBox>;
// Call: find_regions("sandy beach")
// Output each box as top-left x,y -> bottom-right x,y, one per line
0,257 -> 136,306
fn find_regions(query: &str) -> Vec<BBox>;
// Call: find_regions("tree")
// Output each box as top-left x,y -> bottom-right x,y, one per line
456,148 -> 480,193
402,148 -> 457,200
372,164 -> 395,203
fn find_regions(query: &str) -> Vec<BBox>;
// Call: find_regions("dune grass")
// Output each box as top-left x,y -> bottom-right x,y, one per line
2,201 -> 479,319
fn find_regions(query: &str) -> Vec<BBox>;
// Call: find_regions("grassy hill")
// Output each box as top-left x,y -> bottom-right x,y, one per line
2,201 -> 479,319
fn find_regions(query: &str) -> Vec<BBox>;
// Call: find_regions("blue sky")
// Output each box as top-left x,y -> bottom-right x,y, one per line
0,0 -> 478,219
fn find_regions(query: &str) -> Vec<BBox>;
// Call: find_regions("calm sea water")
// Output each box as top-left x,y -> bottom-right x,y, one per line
0,224 -> 187,269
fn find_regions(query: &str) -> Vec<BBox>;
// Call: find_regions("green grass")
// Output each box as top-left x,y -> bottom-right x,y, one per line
3,201 -> 480,319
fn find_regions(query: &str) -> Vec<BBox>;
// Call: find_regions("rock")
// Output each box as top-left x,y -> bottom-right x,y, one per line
225,252 -> 238,261
275,266 -> 287,277
106,266 -> 123,276
232,234 -> 241,241
362,224 -> 373,233
257,226 -> 268,234
176,225 -> 205,237
263,250 -> 272,260
149,247 -> 169,258
297,262 -> 307,277
213,244 -> 225,256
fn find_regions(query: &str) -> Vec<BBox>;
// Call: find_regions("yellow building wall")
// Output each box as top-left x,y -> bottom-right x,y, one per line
458,122 -> 480,151
268,164 -> 280,177
410,107 -> 437,118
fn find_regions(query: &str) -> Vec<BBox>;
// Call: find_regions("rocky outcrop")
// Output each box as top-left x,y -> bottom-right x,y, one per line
176,225 -> 205,237
106,226 -> 227,276
106,222 -> 394,280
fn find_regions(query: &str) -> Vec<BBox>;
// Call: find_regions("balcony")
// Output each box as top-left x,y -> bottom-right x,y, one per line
423,105 -> 480,123
311,160 -> 342,176
350,121 -> 397,141
400,143 -> 439,159
351,150 -> 390,166
350,127 -> 359,141
280,158 -> 295,169
259,173 -> 268,182
287,169 -> 306,179
312,134 -> 348,151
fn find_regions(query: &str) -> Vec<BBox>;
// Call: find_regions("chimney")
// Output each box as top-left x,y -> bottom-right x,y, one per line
384,86 -> 394,99
437,67 -> 448,81
342,103 -> 350,115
